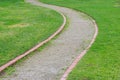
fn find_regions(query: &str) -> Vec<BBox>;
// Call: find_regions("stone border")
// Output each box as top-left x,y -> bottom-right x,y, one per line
60,17 -> 98,80
0,10 -> 66,73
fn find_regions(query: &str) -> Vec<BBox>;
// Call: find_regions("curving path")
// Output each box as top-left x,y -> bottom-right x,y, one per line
1,0 -> 97,80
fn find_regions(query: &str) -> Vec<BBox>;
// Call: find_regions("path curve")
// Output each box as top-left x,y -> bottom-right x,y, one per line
1,0 -> 98,80
0,1 -> 66,73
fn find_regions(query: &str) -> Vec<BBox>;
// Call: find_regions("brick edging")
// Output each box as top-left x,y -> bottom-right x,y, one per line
60,16 -> 98,80
0,11 -> 66,73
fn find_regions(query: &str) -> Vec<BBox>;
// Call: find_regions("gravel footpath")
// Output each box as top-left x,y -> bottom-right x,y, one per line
1,0 -> 96,80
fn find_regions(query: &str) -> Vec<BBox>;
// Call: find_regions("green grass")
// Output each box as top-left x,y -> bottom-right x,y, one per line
40,0 -> 120,80
0,0 -> 63,66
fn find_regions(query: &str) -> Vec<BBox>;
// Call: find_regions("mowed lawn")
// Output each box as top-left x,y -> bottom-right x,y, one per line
40,0 -> 120,80
0,0 -> 63,66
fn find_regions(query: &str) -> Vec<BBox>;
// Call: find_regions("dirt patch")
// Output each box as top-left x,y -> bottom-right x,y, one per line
8,23 -> 30,28
0,7 -> 4,10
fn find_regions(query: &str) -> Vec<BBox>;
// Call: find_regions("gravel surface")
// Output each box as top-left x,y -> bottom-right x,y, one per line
1,0 -> 96,80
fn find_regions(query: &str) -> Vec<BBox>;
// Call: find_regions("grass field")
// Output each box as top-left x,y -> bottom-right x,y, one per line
0,0 -> 63,66
40,0 -> 120,80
